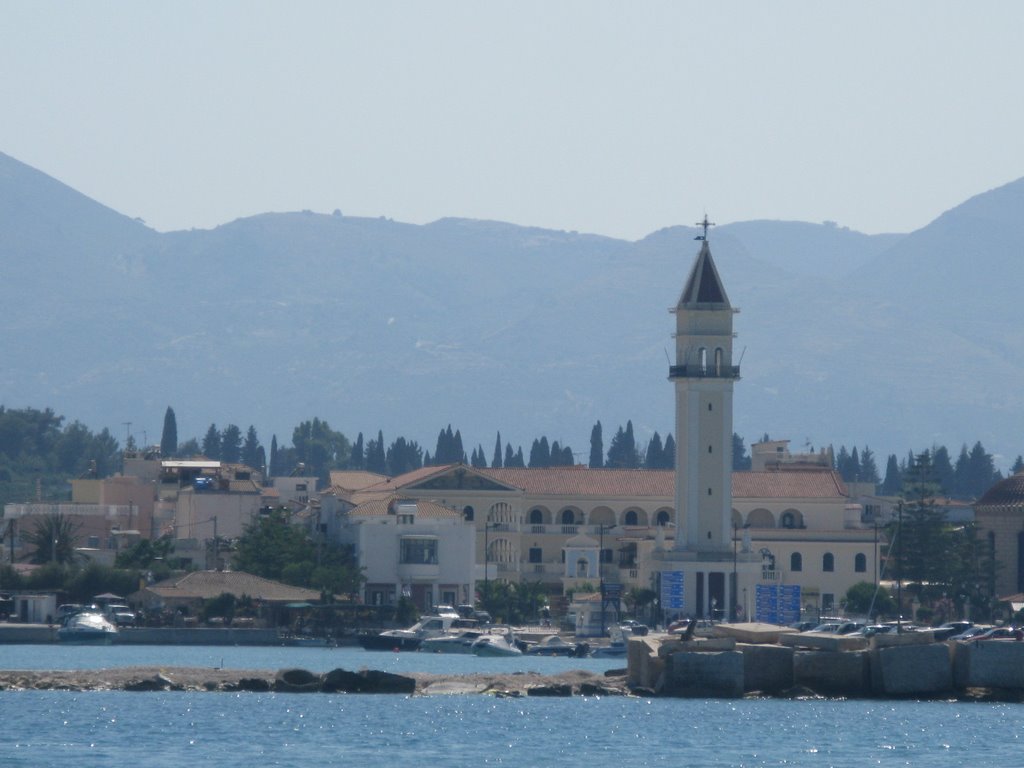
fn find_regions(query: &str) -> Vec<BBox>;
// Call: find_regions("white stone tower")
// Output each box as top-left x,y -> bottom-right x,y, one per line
670,217 -> 738,554
657,216 -> 751,621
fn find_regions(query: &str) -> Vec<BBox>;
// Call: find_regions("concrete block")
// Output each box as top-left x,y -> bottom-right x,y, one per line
872,643 -> 952,696
793,650 -> 870,696
627,637 -> 660,688
663,650 -> 744,698
740,643 -> 794,694
780,632 -> 868,652
873,630 -> 934,649
659,637 -> 736,656
714,622 -> 798,645
953,641 -> 1024,690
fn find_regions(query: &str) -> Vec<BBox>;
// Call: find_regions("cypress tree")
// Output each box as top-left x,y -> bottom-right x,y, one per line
663,434 -> 676,467
351,432 -> 364,469
645,432 -> 664,469
160,406 -> 177,458
492,432 -> 503,468
504,443 -> 515,467
589,421 -> 603,468
269,435 -> 278,477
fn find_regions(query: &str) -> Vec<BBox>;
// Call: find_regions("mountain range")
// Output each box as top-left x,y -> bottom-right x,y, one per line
2,150 -> 1022,469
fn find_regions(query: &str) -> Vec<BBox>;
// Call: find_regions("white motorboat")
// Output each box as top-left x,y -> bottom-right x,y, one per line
471,629 -> 523,657
524,634 -> 584,657
358,609 -> 479,651
420,629 -> 488,654
590,626 -> 629,658
57,610 -> 118,644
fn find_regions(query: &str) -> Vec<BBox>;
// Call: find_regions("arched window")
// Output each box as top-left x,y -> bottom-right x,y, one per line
656,510 -> 671,526
854,553 -> 867,573
790,552 -> 802,572
529,508 -> 543,525
624,510 -> 638,526
823,553 -> 835,572
698,347 -> 708,374
714,347 -> 724,376
463,505 -> 474,521
781,512 -> 795,529
560,509 -> 575,525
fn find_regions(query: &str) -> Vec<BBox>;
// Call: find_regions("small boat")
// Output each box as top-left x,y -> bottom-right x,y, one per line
420,629 -> 487,654
471,629 -> 523,657
357,611 -> 479,651
57,610 -> 118,645
590,626 -> 630,658
524,634 -> 584,657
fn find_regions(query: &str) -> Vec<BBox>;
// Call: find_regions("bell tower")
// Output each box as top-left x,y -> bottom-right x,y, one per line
670,216 -> 738,553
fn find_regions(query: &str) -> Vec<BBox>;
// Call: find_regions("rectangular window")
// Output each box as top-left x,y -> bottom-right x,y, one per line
400,538 -> 438,565
296,483 -> 307,491
601,548 -> 613,564
529,547 -> 542,564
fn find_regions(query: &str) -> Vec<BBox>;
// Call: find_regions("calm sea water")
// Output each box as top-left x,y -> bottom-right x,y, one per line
2,645 -> 1022,767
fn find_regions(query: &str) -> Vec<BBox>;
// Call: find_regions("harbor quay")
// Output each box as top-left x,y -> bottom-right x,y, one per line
628,622 -> 1024,700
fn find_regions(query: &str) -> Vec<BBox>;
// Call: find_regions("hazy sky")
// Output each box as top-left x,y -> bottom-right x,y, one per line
3,2 -> 1023,240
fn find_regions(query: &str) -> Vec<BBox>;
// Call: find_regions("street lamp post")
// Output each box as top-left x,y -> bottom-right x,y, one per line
599,524 -> 606,637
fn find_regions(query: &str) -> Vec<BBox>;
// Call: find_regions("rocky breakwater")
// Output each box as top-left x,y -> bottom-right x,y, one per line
0,666 -> 629,698
630,623 -> 1024,701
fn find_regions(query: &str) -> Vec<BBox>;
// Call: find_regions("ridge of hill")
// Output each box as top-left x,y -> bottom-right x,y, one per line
1,150 -> 1022,467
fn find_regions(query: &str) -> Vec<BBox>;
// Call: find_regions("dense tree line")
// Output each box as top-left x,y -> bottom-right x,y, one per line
0,407 -> 120,505
4,404 -> 1017,507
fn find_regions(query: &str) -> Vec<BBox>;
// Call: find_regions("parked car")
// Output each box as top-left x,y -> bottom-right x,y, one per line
930,621 -> 973,641
620,619 -> 649,636
949,626 -> 993,641
104,604 -> 137,627
971,626 -> 1021,641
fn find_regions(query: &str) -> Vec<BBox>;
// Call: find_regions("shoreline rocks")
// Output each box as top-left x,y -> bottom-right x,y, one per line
0,666 -> 630,697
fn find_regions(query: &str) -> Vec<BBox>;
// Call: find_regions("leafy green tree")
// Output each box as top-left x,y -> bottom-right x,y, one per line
201,424 -> 221,459
589,421 -> 603,468
470,445 -> 487,468
241,425 -> 261,470
844,581 -> 895,617
221,424 -> 242,463
24,513 -> 81,565
528,437 -> 551,468
292,418 -> 351,482
894,451 -> 949,602
931,445 -> 954,495
160,407 -> 178,458
177,437 -> 200,457
881,454 -> 902,495
606,421 -> 640,468
350,432 -> 364,469
365,430 -> 387,474
859,446 -> 880,485
645,432 -> 665,469
663,434 -> 676,467
386,436 -> 423,475
731,433 -> 751,470
232,508 -> 361,594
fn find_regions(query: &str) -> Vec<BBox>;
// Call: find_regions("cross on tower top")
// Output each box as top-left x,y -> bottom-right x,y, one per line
695,214 -> 716,241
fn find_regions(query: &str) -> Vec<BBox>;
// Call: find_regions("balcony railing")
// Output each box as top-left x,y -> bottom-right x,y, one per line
668,364 -> 740,380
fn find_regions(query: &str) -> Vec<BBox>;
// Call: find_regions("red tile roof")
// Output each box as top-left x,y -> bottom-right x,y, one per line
369,463 -> 847,501
351,495 -> 461,519
732,471 -> 847,499
142,570 -> 322,603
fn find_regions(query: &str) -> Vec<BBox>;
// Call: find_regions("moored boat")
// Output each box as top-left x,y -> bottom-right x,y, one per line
357,611 -> 480,651
57,610 -> 118,645
471,629 -> 523,657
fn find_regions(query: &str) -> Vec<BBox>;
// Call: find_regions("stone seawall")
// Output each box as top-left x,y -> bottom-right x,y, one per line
632,625 -> 1024,701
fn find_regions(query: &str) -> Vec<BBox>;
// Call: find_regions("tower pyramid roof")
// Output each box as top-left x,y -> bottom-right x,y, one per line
677,239 -> 730,309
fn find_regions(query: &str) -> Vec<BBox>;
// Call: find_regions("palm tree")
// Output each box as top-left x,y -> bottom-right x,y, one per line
24,513 -> 81,565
